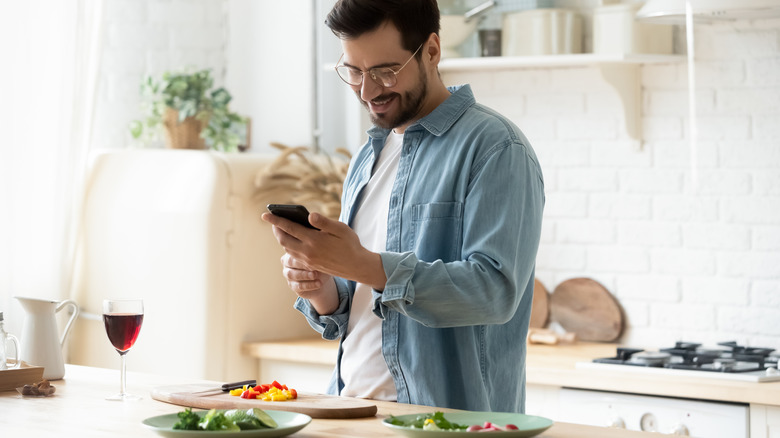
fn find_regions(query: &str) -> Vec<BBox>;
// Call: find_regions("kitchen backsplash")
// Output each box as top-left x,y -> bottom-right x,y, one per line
442,17 -> 780,349
94,1 -> 779,350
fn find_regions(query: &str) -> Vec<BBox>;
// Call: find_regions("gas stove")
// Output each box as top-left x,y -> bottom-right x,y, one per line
579,341 -> 780,382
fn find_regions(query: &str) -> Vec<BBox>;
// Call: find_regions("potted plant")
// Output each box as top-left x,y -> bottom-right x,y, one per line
129,69 -> 249,152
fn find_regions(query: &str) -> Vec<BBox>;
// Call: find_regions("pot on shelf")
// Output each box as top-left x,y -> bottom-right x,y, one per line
162,108 -> 207,150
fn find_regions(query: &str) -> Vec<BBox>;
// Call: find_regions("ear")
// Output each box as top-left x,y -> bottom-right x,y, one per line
424,32 -> 441,66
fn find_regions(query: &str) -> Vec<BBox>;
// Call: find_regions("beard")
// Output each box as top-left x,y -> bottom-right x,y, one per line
358,63 -> 428,130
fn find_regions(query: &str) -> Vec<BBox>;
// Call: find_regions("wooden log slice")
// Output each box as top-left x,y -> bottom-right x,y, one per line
530,278 -> 550,329
549,277 -> 623,342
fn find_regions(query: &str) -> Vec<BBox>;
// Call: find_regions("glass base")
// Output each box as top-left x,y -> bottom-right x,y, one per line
106,392 -> 142,401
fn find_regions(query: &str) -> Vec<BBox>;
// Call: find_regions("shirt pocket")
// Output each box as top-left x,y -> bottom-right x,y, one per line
411,202 -> 463,262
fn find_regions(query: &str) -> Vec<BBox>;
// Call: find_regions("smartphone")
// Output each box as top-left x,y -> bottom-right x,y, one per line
266,204 -> 318,229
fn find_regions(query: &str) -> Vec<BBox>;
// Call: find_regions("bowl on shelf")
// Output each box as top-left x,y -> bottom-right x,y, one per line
440,15 -> 479,58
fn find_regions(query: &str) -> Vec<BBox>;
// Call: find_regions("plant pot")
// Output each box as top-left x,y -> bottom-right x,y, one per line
162,108 -> 206,150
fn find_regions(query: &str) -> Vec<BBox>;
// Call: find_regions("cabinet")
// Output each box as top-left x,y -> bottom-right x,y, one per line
439,53 -> 686,142
526,383 -> 562,420
750,404 -> 780,438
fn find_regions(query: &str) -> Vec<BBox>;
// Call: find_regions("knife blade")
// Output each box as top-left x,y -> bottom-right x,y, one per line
189,379 -> 257,397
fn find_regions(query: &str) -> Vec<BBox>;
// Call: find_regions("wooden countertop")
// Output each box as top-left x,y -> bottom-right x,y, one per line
243,338 -> 780,407
0,364 -> 661,437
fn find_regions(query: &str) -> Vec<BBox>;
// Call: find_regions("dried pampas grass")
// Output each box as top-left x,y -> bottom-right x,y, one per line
254,142 -> 351,219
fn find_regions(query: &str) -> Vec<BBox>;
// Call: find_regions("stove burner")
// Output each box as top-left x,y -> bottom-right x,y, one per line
616,348 -> 644,361
629,351 -> 671,366
593,341 -> 777,374
713,358 -> 736,371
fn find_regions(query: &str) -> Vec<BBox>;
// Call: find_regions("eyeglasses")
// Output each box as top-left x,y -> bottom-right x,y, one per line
334,43 -> 423,88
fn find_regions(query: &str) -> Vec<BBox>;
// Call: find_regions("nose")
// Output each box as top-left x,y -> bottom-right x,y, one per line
358,75 -> 383,102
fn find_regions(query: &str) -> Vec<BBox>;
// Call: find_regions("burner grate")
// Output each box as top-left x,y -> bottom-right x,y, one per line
592,341 -> 778,374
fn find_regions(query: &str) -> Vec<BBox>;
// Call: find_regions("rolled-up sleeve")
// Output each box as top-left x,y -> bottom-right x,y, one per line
293,276 -> 352,340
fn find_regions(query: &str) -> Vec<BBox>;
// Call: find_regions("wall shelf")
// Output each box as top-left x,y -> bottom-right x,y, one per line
439,53 -> 686,142
439,53 -> 685,71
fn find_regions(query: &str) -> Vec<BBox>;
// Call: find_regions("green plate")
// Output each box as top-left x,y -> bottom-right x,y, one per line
142,410 -> 311,438
382,412 -> 553,437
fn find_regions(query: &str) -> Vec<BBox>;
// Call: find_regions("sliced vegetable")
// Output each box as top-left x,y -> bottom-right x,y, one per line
229,381 -> 299,401
252,408 -> 279,429
224,408 -> 278,430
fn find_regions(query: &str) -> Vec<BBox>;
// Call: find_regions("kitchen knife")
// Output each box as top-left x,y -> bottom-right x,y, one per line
189,379 -> 257,397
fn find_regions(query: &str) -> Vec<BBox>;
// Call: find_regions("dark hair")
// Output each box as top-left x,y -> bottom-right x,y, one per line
325,0 -> 440,54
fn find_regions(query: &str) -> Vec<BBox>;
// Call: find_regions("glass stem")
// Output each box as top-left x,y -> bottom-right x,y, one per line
119,351 -> 127,396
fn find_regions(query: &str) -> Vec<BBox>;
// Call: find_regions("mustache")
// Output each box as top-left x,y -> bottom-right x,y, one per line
370,93 -> 397,103
355,90 -> 399,104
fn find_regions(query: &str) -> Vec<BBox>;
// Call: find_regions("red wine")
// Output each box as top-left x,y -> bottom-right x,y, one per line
103,313 -> 144,352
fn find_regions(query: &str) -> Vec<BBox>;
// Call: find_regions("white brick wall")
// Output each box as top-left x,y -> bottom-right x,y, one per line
447,19 -> 780,349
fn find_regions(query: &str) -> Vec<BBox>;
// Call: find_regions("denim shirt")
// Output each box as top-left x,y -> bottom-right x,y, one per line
294,84 -> 544,412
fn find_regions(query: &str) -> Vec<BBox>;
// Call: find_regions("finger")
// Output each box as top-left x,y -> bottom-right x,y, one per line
282,253 -> 314,271
283,267 -> 323,294
263,211 -> 311,237
290,279 -> 324,296
271,224 -> 308,258
283,264 -> 317,281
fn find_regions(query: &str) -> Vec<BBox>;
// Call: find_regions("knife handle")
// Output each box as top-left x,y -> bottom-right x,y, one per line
221,380 -> 257,391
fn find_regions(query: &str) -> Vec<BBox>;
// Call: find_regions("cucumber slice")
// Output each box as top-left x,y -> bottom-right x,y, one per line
251,408 -> 278,429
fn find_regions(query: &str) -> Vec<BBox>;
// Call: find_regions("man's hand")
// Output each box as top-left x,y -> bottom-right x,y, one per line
279,252 -> 339,315
261,211 -> 388,306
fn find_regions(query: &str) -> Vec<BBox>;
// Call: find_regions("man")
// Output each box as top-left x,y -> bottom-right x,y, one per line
261,0 -> 544,412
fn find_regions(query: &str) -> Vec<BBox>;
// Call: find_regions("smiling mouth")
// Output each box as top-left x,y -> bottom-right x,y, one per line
367,94 -> 396,113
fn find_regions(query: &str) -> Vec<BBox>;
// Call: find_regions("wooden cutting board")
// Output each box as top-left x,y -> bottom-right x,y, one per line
530,278 -> 550,329
549,277 -> 623,342
150,384 -> 377,419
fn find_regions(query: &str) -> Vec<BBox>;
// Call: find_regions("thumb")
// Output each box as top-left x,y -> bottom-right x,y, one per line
309,212 -> 341,233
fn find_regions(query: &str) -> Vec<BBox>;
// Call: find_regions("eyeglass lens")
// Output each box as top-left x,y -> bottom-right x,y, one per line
336,66 -> 397,87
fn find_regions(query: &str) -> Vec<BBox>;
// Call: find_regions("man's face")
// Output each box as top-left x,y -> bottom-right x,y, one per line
340,22 -> 429,131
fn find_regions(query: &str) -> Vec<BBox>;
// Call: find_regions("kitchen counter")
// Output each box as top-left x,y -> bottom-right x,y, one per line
0,364 -> 662,437
243,339 -> 780,407
526,342 -> 780,407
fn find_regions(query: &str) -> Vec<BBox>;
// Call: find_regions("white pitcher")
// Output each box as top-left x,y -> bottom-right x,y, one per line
15,297 -> 79,380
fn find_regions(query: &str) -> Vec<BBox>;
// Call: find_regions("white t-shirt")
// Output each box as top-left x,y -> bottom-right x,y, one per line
339,131 -> 403,400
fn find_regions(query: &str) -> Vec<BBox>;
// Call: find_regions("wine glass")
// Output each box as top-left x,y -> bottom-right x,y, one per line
102,299 -> 144,401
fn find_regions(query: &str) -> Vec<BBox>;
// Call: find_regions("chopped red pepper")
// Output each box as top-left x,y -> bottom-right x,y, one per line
231,381 -> 298,401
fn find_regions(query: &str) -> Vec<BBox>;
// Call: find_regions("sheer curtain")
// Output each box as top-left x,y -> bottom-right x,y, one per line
0,0 -> 104,336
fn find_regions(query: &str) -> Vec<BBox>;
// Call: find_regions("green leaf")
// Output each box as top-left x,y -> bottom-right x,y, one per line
128,120 -> 143,138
